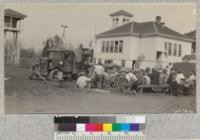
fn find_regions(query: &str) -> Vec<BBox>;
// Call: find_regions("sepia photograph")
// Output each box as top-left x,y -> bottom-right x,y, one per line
4,3 -> 196,114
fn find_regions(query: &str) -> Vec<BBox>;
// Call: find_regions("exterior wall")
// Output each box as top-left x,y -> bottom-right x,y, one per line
155,36 -> 192,67
95,35 -> 193,69
138,37 -> 157,61
94,36 -> 139,68
137,37 -> 157,69
138,36 -> 192,69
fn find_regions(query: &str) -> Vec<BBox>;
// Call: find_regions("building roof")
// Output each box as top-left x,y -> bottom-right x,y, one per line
96,21 -> 194,42
184,30 -> 196,39
5,8 -> 26,19
110,10 -> 133,17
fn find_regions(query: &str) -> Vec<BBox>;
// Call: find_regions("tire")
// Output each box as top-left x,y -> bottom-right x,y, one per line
48,69 -> 63,81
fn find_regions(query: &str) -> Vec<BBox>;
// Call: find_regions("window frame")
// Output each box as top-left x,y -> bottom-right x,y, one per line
119,40 -> 123,53
168,43 -> 172,56
110,41 -> 114,53
101,41 -> 105,53
178,44 -> 182,57
173,43 -> 177,56
114,41 -> 119,53
164,42 -> 168,54
106,41 -> 109,53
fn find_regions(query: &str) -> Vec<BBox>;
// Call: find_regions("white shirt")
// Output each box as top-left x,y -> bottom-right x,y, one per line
144,75 -> 151,85
188,74 -> 195,81
176,73 -> 185,84
76,76 -> 91,88
125,73 -> 137,82
94,65 -> 104,75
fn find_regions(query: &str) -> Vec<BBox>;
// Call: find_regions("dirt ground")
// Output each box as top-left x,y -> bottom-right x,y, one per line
4,65 -> 196,114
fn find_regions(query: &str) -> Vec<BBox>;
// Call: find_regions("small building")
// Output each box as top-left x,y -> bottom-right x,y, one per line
182,55 -> 196,63
4,8 -> 26,65
94,10 -> 194,69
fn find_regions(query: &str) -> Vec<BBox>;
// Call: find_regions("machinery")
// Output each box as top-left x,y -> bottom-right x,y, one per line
30,47 -> 93,83
30,48 -> 77,82
30,25 -> 93,85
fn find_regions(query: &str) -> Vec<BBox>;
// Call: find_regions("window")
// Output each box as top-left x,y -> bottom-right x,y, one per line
168,43 -> 172,55
121,60 -> 125,67
113,18 -> 115,23
119,40 -> 123,53
105,59 -> 113,64
98,59 -> 102,64
106,41 -> 109,53
101,41 -> 105,52
123,18 -> 126,23
116,18 -> 119,24
164,42 -> 168,53
114,41 -> 118,52
110,41 -> 114,53
178,44 -> 182,57
173,43 -> 177,56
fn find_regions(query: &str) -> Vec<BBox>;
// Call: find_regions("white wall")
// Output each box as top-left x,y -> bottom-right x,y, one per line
95,35 -> 193,69
155,36 -> 192,64
138,36 -> 192,69
138,37 -> 157,61
94,36 -> 139,68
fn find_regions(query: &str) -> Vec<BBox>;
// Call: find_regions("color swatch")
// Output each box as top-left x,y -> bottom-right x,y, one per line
54,116 -> 146,132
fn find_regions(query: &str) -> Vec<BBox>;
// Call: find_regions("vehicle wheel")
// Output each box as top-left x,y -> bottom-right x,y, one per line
119,86 -> 126,94
48,69 -> 63,81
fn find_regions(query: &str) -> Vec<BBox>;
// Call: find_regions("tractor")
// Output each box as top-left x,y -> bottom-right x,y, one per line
29,48 -> 78,82
30,47 -> 94,83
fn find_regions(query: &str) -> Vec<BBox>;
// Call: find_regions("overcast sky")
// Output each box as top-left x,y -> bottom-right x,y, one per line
5,3 -> 196,52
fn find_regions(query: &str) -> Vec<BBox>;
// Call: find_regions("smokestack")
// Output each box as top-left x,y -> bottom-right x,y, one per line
156,16 -> 161,25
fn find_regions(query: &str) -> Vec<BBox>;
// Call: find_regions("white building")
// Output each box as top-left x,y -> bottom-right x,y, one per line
94,10 -> 194,69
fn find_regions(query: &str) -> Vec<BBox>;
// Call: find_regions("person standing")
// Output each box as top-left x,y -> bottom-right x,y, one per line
159,69 -> 168,85
93,61 -> 105,89
125,70 -> 138,94
167,69 -> 178,96
143,72 -> 151,85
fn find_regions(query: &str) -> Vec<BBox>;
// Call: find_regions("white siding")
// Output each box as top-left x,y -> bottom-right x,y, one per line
94,35 -> 193,69
138,37 -> 157,61
155,37 -> 192,64
94,36 -> 139,68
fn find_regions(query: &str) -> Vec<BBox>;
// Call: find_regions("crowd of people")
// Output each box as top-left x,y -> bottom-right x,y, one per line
76,62 -> 196,96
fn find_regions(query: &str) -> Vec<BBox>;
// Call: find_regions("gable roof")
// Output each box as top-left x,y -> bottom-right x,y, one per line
96,21 -> 194,42
110,10 -> 133,17
5,8 -> 26,19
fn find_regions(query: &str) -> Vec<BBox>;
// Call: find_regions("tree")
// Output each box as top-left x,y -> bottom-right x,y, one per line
41,35 -> 64,57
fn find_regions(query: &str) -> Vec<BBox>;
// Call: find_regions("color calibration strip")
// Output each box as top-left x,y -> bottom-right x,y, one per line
54,116 -> 146,140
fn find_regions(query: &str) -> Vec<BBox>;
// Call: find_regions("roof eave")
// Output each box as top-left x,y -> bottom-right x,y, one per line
96,33 -> 139,38
143,33 -> 195,42
5,14 -> 26,19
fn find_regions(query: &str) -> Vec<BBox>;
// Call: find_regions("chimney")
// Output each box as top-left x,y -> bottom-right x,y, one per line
156,16 -> 161,25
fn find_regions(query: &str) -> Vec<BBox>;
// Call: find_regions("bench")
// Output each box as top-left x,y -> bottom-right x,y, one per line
138,84 -> 169,94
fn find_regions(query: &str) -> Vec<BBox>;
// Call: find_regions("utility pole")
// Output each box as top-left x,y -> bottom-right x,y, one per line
61,25 -> 68,41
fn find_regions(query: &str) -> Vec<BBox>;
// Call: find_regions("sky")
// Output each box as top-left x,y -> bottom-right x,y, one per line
5,3 -> 196,52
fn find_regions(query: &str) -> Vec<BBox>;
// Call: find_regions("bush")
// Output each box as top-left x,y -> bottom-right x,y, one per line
20,48 -> 35,58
